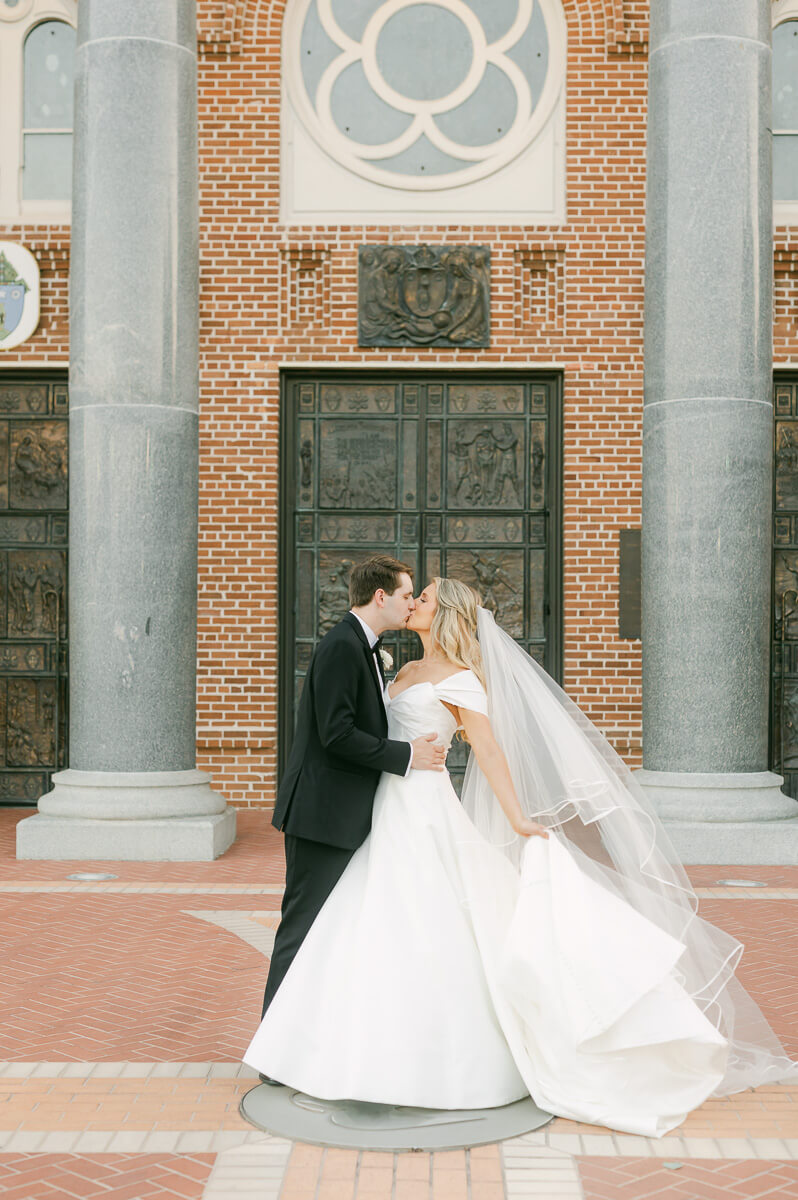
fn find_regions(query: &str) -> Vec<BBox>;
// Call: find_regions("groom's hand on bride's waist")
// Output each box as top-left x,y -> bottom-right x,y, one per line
411,733 -> 446,772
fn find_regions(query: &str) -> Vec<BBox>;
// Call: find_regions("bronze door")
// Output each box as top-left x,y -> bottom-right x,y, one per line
0,375 -> 68,805
772,378 -> 798,798
281,374 -> 562,791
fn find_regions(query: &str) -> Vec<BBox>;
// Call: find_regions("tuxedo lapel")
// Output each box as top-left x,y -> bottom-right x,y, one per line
342,613 -> 386,714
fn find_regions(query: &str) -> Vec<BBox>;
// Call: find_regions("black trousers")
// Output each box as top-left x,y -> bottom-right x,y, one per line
261,833 -> 355,1017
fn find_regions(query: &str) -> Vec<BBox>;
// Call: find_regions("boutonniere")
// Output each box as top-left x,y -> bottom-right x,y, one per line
379,648 -> 393,673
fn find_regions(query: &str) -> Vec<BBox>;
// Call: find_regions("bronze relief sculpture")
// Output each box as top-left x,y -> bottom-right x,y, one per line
358,244 -> 490,348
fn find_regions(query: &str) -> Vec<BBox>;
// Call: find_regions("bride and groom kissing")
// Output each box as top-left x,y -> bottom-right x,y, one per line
244,555 -> 798,1136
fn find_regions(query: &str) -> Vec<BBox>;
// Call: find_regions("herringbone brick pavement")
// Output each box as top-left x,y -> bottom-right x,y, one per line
2,894 -> 274,1061
3,874 -> 795,1063
577,1156 -> 798,1199
699,899 -> 798,1059
0,1152 -> 214,1199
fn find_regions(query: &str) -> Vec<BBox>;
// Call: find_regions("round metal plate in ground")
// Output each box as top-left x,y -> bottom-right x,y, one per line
240,1084 -> 554,1152
66,872 -> 118,881
716,879 -> 768,887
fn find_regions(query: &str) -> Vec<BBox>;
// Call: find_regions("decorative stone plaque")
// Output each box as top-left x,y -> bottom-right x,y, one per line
358,244 -> 490,348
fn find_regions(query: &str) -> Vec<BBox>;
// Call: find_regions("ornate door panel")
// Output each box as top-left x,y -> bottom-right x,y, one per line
772,379 -> 798,799
282,375 -> 561,791
0,376 -> 68,805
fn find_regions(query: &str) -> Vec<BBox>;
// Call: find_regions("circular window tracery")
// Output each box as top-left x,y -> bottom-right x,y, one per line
284,0 -> 565,190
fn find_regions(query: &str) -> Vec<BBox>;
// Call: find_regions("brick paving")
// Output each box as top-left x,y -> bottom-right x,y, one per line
544,1086 -> 798,1142
2,893 -> 274,1062
3,1072 -> 798,1145
2,809 -> 798,1198
0,1152 -> 214,1199
0,1077 -> 253,1134
577,1156 -> 798,1199
687,864 -> 798,886
278,1144 -> 506,1200
698,899 -> 798,1060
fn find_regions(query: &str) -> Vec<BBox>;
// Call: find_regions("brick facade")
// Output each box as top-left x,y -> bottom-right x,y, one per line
2,0 -> 797,808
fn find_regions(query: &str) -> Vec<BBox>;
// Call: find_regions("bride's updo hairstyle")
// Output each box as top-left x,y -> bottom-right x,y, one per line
430,577 -> 486,688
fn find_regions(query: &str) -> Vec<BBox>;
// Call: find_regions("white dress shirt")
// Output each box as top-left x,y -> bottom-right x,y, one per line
349,610 -> 413,776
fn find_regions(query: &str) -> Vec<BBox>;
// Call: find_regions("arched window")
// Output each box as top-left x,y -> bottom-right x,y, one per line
22,20 -> 76,201
774,18 -> 798,204
0,0 -> 76,221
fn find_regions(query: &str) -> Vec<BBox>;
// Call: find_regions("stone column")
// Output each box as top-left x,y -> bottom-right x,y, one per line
16,0 -> 236,860
634,0 -> 798,863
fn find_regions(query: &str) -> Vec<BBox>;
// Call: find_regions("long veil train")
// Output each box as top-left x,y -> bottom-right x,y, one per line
461,607 -> 798,1096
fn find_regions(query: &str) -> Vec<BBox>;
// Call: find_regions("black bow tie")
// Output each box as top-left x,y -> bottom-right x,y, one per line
373,637 -> 383,653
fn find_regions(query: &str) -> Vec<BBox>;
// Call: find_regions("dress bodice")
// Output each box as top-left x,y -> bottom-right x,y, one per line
386,669 -> 488,748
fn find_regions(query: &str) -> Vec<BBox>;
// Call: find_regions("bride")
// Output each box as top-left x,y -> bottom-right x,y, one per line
244,577 -> 798,1137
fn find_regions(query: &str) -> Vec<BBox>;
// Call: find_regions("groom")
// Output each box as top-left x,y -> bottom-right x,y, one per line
261,554 -> 445,1028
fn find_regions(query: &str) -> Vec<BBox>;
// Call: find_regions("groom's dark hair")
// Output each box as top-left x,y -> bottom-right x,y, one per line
349,555 -> 414,607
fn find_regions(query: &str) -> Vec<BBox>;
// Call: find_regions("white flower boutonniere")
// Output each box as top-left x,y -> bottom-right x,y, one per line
379,647 -> 393,673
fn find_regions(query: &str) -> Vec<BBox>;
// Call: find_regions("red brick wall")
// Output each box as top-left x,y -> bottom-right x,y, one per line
190,0 -> 653,804
775,240 -> 798,351
3,0 -> 798,808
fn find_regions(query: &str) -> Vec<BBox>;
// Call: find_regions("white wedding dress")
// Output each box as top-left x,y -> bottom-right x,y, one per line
244,670 -> 736,1137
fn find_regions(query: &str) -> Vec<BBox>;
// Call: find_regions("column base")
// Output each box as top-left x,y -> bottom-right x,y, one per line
633,768 -> 798,864
653,817 -> 798,864
16,809 -> 237,861
15,768 -> 237,861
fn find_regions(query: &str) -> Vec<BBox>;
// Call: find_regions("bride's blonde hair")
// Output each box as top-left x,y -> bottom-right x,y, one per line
430,577 -> 485,689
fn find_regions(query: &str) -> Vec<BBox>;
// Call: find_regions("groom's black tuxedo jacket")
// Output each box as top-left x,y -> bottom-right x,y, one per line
273,613 -> 412,850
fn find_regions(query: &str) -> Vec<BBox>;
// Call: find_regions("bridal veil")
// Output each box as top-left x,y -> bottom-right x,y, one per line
460,607 -> 798,1096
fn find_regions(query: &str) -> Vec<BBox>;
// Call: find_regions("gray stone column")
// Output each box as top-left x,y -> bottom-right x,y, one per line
634,0 -> 798,863
16,0 -> 236,860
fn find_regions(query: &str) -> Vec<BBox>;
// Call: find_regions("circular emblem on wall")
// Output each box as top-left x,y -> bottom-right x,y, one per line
284,0 -> 566,191
0,243 -> 40,350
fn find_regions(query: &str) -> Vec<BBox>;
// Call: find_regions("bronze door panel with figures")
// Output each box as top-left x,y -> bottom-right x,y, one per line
281,375 -> 562,791
0,377 -> 68,805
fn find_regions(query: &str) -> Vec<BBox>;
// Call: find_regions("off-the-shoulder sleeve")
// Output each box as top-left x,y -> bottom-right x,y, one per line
434,670 -> 489,718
